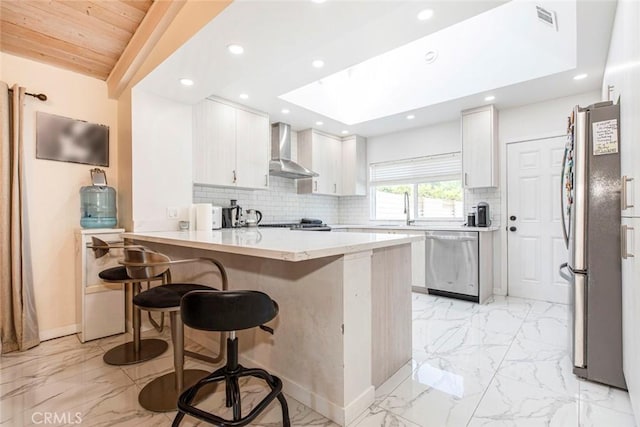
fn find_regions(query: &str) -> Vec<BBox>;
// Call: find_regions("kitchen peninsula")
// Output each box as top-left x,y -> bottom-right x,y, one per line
124,228 -> 423,426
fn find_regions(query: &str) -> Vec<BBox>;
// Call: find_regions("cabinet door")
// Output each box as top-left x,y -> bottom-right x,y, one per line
193,100 -> 236,186
311,133 -> 334,194
462,107 -> 497,188
342,136 -> 367,196
330,136 -> 343,195
622,218 -> 640,417
235,109 -> 270,189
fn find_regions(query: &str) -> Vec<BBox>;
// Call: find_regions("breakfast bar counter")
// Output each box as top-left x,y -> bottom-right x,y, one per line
124,229 -> 423,425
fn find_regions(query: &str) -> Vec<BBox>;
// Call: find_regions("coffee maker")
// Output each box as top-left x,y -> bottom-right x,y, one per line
476,202 -> 491,227
222,199 -> 243,228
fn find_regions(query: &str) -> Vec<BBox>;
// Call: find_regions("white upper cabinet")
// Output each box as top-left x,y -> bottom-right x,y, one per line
235,108 -> 270,189
297,130 -> 342,195
297,130 -> 366,196
342,135 -> 367,196
193,98 -> 270,190
461,105 -> 498,188
193,100 -> 236,187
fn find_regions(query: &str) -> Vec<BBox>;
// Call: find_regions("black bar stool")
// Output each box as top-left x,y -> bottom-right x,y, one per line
121,247 -> 229,412
89,237 -> 168,365
172,290 -> 290,427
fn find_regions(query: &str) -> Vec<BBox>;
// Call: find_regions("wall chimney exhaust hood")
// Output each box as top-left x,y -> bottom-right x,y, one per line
269,122 -> 318,179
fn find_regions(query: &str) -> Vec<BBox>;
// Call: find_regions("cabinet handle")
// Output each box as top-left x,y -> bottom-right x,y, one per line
265,174 -> 268,187
622,225 -> 635,259
233,170 -> 237,184
464,172 -> 468,186
622,176 -> 634,210
334,183 -> 337,193
314,181 -> 318,192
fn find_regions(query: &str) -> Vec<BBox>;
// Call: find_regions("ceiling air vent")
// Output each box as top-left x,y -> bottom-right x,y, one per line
536,6 -> 558,31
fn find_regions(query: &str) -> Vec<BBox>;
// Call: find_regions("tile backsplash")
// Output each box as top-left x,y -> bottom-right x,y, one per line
194,179 -> 500,226
193,176 -> 340,224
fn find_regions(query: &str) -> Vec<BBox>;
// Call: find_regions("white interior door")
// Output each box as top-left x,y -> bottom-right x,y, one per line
507,136 -> 569,303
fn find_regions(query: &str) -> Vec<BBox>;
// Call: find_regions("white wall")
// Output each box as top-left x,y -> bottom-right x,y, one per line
0,52 -> 118,339
131,88 -> 193,231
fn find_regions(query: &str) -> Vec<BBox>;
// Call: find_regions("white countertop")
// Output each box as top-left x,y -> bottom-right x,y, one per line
123,229 -> 423,262
332,224 -> 500,232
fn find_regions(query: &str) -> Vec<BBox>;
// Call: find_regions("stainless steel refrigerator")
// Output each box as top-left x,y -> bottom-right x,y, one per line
559,101 -> 626,389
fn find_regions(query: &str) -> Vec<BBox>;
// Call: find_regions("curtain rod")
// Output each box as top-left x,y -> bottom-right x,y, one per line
7,88 -> 48,101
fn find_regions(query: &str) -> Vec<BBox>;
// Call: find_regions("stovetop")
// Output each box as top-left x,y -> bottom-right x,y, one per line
259,219 -> 331,231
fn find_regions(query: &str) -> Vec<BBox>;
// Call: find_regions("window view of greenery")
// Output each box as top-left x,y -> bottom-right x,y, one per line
374,180 -> 463,220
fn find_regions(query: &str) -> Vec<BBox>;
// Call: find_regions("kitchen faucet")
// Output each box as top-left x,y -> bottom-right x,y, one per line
404,191 -> 415,226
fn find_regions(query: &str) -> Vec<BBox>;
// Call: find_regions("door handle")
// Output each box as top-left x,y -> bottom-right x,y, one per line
334,183 -> 337,193
264,174 -> 268,187
232,170 -> 237,184
510,215 -> 516,221
559,262 -> 573,282
622,225 -> 635,259
314,181 -> 318,192
622,176 -> 634,210
509,226 -> 517,232
464,172 -> 468,186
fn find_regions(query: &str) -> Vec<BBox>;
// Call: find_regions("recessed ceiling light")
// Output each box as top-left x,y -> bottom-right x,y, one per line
179,78 -> 194,86
227,44 -> 244,55
341,130 -> 349,134
312,59 -> 325,69
574,73 -> 588,80
281,108 -> 290,114
239,93 -> 249,100
406,114 -> 415,120
315,121 -> 324,126
311,0 -> 326,3
484,95 -> 496,101
417,9 -> 434,21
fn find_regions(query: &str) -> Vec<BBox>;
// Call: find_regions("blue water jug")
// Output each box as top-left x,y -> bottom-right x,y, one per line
80,169 -> 117,229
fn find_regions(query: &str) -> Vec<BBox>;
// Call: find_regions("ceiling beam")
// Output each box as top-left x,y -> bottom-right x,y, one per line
106,0 -> 187,99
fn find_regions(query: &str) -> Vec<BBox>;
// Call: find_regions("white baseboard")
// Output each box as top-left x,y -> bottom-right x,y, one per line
39,324 -> 79,342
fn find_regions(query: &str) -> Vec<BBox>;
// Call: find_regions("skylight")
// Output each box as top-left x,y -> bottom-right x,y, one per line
279,0 -> 576,125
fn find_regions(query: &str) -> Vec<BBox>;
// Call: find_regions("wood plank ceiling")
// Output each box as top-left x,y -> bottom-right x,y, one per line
0,0 -> 153,80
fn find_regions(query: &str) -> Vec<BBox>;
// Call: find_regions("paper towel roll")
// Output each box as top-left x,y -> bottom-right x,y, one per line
195,203 -> 213,231
189,204 -> 197,230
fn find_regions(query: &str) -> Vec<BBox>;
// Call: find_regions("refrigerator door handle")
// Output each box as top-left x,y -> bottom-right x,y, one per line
621,225 -> 635,259
561,147 -> 570,248
621,176 -> 634,211
573,272 -> 587,368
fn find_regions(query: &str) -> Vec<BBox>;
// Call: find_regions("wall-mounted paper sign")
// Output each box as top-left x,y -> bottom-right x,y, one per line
592,119 -> 618,156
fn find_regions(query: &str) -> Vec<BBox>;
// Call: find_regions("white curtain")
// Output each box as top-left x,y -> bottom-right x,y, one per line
0,82 -> 40,353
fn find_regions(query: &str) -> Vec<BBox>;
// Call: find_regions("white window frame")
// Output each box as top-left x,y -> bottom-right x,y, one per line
369,152 -> 464,222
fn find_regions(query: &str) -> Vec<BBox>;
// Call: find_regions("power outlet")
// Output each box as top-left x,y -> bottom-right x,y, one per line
166,207 -> 179,219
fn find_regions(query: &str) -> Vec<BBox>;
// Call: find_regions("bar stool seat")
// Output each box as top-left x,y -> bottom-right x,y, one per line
173,290 -> 290,427
133,284 -> 213,310
99,266 -> 163,282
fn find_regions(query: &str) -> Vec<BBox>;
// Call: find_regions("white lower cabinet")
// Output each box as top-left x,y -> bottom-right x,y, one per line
621,217 -> 640,417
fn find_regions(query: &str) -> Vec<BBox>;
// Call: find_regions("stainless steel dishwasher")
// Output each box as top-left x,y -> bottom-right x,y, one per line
425,230 -> 479,302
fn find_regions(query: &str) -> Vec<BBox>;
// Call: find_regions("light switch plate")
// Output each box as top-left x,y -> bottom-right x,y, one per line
166,207 -> 179,219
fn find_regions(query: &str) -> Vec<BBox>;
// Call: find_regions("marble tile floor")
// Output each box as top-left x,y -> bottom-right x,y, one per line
0,294 -> 636,426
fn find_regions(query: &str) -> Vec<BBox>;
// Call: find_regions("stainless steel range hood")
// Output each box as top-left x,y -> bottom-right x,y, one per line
269,122 -> 318,179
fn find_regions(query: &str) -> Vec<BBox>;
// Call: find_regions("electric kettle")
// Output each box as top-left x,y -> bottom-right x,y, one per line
245,209 -> 263,228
